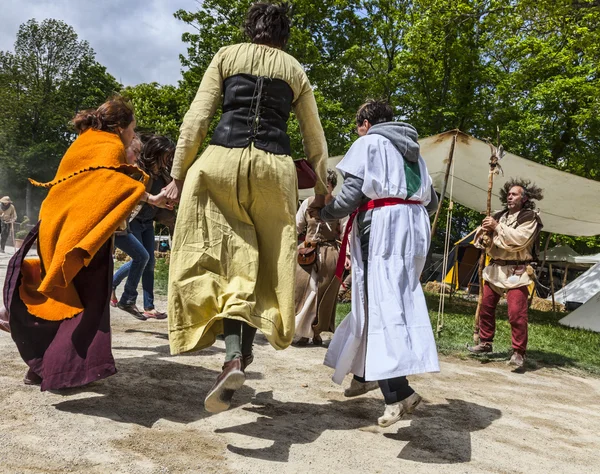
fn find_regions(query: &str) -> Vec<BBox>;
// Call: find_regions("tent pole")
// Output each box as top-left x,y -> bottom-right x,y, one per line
450,259 -> 457,301
562,263 -> 570,290
549,263 -> 556,313
529,232 -> 552,307
430,131 -> 458,240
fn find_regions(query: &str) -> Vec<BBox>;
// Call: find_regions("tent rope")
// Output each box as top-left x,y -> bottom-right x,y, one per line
436,155 -> 456,336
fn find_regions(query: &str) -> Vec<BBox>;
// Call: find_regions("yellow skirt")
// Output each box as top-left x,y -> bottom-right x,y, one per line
168,144 -> 298,354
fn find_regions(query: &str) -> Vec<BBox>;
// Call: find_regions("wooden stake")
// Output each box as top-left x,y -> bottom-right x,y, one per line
562,263 -> 570,290
549,263 -> 556,313
9,222 -> 16,253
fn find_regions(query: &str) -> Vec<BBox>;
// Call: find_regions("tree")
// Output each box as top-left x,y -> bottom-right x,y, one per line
0,19 -> 120,217
173,0 -> 600,253
123,83 -> 189,139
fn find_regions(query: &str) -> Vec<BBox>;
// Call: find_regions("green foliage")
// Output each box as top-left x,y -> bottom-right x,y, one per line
123,83 -> 189,139
154,257 -> 170,295
171,0 -> 596,253
1,3 -> 599,251
0,19 -> 121,212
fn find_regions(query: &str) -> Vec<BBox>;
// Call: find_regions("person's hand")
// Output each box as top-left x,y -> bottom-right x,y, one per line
344,256 -> 351,270
162,179 -> 184,204
481,216 -> 498,232
308,194 -> 325,220
147,191 -> 174,210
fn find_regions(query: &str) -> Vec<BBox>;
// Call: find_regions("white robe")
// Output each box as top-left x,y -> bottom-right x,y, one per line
324,134 -> 440,383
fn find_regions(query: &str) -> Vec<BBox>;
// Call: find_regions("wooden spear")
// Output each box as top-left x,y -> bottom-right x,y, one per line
473,128 -> 505,344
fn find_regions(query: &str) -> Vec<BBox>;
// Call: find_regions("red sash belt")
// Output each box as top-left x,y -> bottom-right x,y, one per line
335,198 -> 422,280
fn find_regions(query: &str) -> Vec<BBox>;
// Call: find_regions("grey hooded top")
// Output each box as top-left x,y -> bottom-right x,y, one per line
320,122 -> 438,259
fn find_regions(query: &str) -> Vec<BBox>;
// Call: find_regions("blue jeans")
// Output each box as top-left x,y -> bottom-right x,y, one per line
113,219 -> 155,309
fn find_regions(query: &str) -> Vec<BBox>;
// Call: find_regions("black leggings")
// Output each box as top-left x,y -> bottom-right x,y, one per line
353,374 -> 414,404
223,319 -> 257,362
356,259 -> 414,405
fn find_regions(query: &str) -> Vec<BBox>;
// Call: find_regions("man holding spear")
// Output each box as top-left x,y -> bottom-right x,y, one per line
468,179 -> 544,369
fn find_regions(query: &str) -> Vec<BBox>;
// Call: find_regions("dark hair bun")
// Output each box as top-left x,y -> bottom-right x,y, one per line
244,2 -> 291,49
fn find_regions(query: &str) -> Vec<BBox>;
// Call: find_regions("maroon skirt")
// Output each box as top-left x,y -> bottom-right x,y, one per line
3,223 -> 116,391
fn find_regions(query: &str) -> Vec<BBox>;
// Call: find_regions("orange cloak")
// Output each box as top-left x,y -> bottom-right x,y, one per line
20,129 -> 148,320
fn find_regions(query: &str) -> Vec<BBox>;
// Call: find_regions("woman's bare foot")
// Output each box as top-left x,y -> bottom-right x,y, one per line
143,309 -> 167,320
110,289 -> 118,307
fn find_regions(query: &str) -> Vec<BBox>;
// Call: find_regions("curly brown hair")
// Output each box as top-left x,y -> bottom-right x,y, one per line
326,168 -> 338,188
499,178 -> 544,210
72,95 -> 134,134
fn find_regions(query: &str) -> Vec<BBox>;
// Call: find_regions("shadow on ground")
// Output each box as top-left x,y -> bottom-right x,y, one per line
471,349 -> 577,373
385,398 -> 502,463
52,349 -> 255,427
217,391 -> 501,464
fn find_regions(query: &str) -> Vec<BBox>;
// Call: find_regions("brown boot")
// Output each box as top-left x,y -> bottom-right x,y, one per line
509,351 -> 525,369
24,369 -> 42,386
467,342 -> 493,354
204,357 -> 245,413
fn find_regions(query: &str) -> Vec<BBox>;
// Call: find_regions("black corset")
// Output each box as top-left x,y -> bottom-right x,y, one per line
210,73 -> 294,155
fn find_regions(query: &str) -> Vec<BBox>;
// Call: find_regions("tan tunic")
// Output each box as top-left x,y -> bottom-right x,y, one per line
294,197 -> 343,338
0,204 -> 17,223
168,43 -> 329,354
475,210 -> 538,294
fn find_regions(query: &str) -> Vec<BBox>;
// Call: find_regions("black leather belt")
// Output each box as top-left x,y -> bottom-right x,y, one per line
490,259 -> 532,266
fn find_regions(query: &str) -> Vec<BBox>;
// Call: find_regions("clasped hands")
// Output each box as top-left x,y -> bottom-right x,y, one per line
146,178 -> 185,210
481,216 -> 498,232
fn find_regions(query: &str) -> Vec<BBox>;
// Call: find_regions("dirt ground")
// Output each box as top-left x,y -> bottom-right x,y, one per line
1,248 -> 599,474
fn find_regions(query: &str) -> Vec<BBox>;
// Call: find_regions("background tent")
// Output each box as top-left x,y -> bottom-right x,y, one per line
538,245 -> 588,296
559,290 -> 600,333
542,245 -> 580,265
419,130 -> 600,237
551,263 -> 600,305
442,230 -> 482,291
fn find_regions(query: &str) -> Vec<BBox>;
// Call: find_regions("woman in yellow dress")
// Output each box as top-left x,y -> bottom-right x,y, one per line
163,2 -> 328,413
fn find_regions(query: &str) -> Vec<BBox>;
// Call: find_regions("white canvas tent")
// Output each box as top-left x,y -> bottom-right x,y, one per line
542,245 -> 580,264
570,253 -> 600,265
310,131 -> 600,236
559,290 -> 600,333
419,130 -> 600,237
552,263 -> 600,305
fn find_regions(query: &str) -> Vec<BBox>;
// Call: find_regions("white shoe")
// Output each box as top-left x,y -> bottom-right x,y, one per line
377,392 -> 422,428
344,378 -> 379,398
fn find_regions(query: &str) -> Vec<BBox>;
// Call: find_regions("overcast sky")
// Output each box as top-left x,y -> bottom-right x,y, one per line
0,0 -> 200,86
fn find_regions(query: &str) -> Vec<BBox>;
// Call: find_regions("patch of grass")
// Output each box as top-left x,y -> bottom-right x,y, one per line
335,293 -> 600,375
154,257 -> 169,295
